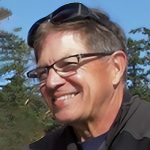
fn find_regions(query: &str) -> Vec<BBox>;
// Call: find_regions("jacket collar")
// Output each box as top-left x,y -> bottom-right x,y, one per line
106,90 -> 141,148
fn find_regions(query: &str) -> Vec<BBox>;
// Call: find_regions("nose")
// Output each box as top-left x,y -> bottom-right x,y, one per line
45,68 -> 66,89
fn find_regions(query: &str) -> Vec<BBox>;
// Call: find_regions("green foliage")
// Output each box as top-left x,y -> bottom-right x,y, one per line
0,26 -> 149,149
0,31 -> 29,77
127,27 -> 150,101
0,7 -> 12,20
0,31 -> 56,150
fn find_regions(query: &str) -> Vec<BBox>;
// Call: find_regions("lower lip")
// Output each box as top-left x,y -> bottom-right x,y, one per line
53,100 -> 65,109
52,94 -> 78,109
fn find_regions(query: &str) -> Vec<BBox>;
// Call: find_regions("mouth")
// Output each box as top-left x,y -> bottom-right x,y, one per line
51,91 -> 80,109
52,92 -> 79,102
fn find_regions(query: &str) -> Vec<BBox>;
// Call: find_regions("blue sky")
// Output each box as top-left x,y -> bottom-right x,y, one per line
1,0 -> 150,41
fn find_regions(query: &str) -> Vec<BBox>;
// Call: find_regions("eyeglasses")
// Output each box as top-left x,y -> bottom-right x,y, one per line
27,2 -> 113,48
27,52 -> 113,84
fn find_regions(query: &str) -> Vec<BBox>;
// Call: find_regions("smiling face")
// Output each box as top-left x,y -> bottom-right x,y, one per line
37,30 -> 119,124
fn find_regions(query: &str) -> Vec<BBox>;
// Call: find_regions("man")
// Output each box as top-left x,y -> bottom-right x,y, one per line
26,2 -> 150,150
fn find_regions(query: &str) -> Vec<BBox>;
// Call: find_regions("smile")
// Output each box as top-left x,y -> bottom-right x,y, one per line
56,94 -> 76,101
52,92 -> 79,102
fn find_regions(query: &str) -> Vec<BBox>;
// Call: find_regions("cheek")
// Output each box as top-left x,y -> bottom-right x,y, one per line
75,61 -> 113,92
39,86 -> 52,107
71,66 -> 104,93
85,64 -> 113,97
71,69 -> 99,104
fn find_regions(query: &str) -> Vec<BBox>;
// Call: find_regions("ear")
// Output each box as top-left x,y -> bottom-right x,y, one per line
111,50 -> 127,86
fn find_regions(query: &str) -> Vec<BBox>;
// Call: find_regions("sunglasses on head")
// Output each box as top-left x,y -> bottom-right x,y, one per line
27,2 -> 112,48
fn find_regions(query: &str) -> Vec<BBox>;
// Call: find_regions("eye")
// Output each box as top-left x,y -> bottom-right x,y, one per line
38,72 -> 47,81
35,68 -> 48,81
61,62 -> 78,72
55,57 -> 78,72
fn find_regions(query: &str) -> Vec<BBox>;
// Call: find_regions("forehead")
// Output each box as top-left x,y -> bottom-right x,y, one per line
37,31 -> 88,65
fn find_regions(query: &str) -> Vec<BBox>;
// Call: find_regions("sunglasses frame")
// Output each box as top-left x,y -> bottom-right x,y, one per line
27,2 -> 109,48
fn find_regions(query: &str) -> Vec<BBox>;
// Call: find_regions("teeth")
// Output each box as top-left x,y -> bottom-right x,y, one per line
55,94 -> 76,101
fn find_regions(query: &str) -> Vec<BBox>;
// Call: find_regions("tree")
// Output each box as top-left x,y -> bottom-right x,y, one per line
127,27 -> 150,101
0,2 -> 57,149
0,31 -> 57,150
0,5 -> 149,147
0,7 -> 12,20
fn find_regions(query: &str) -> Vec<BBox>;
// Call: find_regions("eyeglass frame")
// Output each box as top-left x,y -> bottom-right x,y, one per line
27,52 -> 114,83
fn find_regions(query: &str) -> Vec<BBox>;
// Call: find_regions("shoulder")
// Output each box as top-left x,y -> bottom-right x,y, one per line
124,95 -> 150,139
129,95 -> 150,123
109,96 -> 150,149
29,126 -> 74,150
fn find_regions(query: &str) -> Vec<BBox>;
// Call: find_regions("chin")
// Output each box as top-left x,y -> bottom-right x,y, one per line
54,112 -> 78,124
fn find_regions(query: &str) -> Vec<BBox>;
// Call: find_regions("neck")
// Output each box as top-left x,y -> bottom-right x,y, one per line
72,85 -> 125,142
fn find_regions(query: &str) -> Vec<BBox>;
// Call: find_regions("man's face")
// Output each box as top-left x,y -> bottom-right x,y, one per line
38,31 -> 115,123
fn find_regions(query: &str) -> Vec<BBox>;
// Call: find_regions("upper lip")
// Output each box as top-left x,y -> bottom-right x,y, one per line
52,91 -> 79,99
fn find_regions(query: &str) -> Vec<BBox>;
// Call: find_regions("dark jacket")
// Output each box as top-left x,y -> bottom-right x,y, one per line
25,93 -> 150,150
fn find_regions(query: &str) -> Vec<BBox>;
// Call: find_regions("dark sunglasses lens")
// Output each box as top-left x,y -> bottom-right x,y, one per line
51,3 -> 80,23
28,16 -> 50,47
51,10 -> 75,23
28,3 -> 91,47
